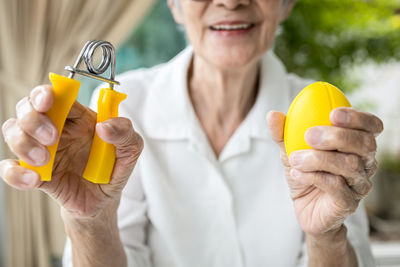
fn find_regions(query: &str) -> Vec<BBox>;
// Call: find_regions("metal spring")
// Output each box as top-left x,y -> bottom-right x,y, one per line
65,40 -> 119,89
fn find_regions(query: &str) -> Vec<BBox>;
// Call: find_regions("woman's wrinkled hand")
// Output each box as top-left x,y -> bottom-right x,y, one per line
0,85 -> 143,220
267,107 -> 383,235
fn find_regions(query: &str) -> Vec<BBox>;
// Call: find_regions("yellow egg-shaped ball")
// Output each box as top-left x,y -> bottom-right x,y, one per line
284,82 -> 351,157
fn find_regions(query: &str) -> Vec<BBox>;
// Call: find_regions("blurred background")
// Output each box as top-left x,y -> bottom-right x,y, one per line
0,0 -> 399,266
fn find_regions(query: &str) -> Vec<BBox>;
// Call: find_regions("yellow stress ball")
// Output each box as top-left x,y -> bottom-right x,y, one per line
284,82 -> 351,157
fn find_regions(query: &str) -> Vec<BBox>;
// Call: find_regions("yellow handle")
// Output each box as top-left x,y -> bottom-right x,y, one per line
82,88 -> 127,184
20,73 -> 81,181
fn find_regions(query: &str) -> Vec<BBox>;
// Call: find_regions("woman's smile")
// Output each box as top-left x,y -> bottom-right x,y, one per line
209,21 -> 256,37
168,0 -> 285,68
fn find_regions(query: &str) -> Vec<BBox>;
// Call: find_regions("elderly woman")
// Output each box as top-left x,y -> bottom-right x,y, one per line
0,0 -> 383,266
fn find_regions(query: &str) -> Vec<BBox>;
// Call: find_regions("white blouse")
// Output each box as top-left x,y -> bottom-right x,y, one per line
63,47 -> 375,267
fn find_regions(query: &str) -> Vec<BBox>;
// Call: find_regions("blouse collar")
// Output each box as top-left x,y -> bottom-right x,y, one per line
142,46 -> 291,147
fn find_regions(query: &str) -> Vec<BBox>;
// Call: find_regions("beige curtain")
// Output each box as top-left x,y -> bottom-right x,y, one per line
0,0 -> 156,266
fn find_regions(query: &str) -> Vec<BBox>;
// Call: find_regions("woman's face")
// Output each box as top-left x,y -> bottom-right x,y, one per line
169,0 -> 294,70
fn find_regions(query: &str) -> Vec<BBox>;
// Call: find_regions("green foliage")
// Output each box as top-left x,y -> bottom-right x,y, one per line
274,0 -> 400,91
380,152 -> 400,173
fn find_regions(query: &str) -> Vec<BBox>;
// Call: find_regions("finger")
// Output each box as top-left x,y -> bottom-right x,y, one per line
289,150 -> 366,185
330,107 -> 384,136
29,85 -> 54,113
305,126 -> 376,160
16,96 -> 58,146
289,169 -> 359,212
289,150 -> 372,196
267,111 -> 289,167
365,159 -> 378,178
0,159 -> 41,190
2,118 -> 50,166
267,110 -> 285,143
96,117 -> 144,186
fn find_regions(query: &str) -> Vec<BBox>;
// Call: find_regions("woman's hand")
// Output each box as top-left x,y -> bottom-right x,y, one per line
0,85 -> 144,220
267,107 -> 383,266
267,107 -> 383,235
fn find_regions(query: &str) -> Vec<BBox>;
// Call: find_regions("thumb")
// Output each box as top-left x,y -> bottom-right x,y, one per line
266,110 -> 289,167
96,117 -> 144,187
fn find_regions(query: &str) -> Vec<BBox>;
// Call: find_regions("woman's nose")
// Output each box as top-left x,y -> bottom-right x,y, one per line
213,0 -> 250,10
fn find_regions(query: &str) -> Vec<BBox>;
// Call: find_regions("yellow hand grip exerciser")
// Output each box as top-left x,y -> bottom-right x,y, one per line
19,40 -> 127,184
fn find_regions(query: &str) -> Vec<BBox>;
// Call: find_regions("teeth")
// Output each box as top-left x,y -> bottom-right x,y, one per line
211,24 -> 252,30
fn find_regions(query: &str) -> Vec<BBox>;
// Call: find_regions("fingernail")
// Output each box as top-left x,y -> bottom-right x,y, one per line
16,98 -> 32,119
28,147 -> 47,165
291,169 -> 302,178
35,125 -> 53,143
306,128 -> 324,145
99,122 -> 116,135
22,172 -> 36,186
31,87 -> 46,110
334,110 -> 350,124
290,152 -> 304,167
2,119 -> 14,135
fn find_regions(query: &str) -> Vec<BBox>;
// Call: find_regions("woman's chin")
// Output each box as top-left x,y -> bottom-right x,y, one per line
199,44 -> 265,70
206,53 -> 259,70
